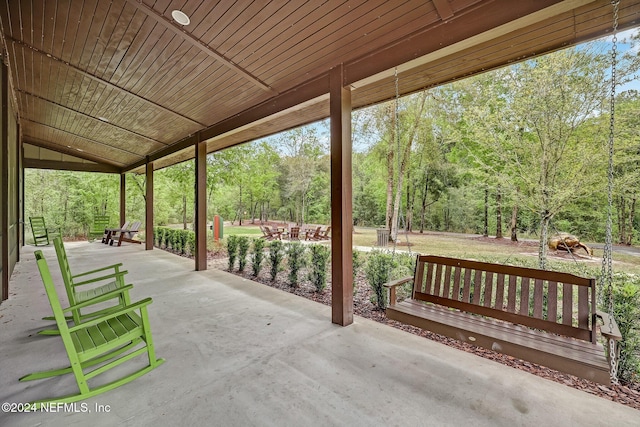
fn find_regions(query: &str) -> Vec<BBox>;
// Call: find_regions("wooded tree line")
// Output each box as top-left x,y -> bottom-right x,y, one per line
26,40 -> 640,259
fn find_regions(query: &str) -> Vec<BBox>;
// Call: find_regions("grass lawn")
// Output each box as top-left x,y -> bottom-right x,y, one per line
215,224 -> 640,275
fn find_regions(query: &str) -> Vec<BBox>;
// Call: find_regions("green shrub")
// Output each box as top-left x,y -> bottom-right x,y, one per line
308,244 -> 331,292
605,273 -> 640,383
168,229 -> 177,250
179,230 -> 189,255
227,235 -> 239,271
269,240 -> 285,281
252,238 -> 266,277
160,228 -> 169,248
364,251 -> 396,310
286,242 -> 306,287
352,250 -> 365,295
237,236 -> 250,272
187,231 -> 196,256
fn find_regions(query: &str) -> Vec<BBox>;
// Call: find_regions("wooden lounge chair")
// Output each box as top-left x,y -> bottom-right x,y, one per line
110,221 -> 142,246
305,226 -> 322,241
29,216 -> 60,246
288,226 -> 300,241
319,226 -> 331,240
103,221 -> 130,244
38,237 -> 133,335
88,215 -> 110,241
22,250 -> 164,408
260,225 -> 281,240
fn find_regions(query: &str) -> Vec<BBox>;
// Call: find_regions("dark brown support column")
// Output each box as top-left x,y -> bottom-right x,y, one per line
329,65 -> 353,326
1,61 -> 8,301
20,140 -> 24,248
145,160 -> 154,250
120,173 -> 126,227
15,123 -> 20,261
195,140 -> 207,271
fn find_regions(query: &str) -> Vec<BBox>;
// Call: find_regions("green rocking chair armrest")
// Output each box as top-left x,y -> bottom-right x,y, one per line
67,297 -> 153,333
72,270 -> 129,287
61,284 -> 134,312
71,263 -> 124,279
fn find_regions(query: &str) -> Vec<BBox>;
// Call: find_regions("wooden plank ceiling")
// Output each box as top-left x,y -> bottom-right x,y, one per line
1,0 -> 640,173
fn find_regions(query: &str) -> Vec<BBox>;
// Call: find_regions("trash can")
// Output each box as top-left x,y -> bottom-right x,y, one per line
376,228 -> 389,247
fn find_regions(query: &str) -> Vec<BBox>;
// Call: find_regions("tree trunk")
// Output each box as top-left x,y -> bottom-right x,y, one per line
495,186 -> 503,238
419,170 -> 429,233
405,170 -> 414,232
238,184 -> 243,226
539,212 -> 551,270
510,204 -> 518,242
616,195 -> 625,244
627,198 -> 636,245
483,185 -> 489,237
182,195 -> 187,229
390,93 -> 428,242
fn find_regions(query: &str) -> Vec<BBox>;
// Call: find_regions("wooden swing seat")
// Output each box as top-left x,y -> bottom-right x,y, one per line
385,255 -> 621,385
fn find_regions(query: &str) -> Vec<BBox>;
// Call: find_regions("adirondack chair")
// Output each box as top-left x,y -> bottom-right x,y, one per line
319,226 -> 331,240
288,226 -> 301,240
22,250 -> 164,408
38,237 -> 133,336
305,226 -> 322,241
88,215 -> 110,241
103,221 -> 130,244
110,221 -> 142,246
260,225 -> 281,240
29,216 -> 60,246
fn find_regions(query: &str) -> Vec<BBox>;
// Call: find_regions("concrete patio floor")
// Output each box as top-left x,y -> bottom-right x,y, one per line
1,242 -> 638,426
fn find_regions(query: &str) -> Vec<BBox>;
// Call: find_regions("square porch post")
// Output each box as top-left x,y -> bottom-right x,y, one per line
195,139 -> 207,271
145,159 -> 154,250
330,65 -> 353,326
120,173 -> 126,227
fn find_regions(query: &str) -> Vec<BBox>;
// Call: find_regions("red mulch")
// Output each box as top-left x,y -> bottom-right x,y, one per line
200,253 -> 640,411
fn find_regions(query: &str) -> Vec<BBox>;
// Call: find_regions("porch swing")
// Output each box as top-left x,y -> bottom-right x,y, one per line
384,1 -> 623,385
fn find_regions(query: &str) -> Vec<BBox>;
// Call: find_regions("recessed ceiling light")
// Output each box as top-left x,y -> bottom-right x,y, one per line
97,116 -> 109,123
171,10 -> 190,26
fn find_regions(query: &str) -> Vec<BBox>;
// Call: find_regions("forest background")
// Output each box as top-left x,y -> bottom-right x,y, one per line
26,34 -> 640,262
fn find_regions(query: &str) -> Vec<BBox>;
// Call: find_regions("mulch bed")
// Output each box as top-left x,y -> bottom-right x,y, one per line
201,252 -> 640,411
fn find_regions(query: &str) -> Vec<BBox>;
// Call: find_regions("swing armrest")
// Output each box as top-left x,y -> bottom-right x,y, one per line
383,276 -> 414,306
596,310 -> 622,341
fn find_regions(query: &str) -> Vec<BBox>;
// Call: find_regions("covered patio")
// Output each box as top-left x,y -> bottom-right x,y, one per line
2,1 -> 640,424
1,241 -> 638,426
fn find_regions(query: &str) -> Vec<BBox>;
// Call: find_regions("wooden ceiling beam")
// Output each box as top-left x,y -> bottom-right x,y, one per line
125,0 -> 275,94
23,158 -> 121,173
7,37 -> 206,128
344,0 -> 569,86
122,74 -> 330,172
23,119 -> 146,160
17,89 -> 169,147
23,137 -> 127,167
433,0 -> 454,20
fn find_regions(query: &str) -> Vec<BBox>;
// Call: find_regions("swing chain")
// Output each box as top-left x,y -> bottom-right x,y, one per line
602,0 -> 620,385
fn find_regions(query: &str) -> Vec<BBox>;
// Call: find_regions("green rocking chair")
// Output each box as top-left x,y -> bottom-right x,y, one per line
29,216 -> 60,246
22,251 -> 164,408
38,237 -> 133,335
88,215 -> 110,241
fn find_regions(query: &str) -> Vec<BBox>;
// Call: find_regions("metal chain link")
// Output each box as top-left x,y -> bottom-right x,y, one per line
602,0 -> 620,385
610,337 -> 619,385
